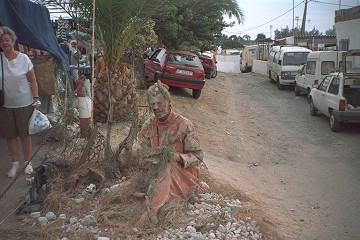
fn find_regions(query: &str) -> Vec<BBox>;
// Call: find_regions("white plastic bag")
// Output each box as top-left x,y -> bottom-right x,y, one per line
28,109 -> 52,134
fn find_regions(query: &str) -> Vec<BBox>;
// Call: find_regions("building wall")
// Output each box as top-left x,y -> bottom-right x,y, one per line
252,60 -> 267,75
216,55 -> 268,75
335,18 -> 360,50
335,6 -> 360,50
216,55 -> 241,73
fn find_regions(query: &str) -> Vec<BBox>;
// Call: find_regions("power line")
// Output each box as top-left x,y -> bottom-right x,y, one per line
223,0 -> 304,35
311,0 -> 357,8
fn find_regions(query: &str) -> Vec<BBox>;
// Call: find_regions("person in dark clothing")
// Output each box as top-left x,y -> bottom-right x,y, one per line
57,37 -> 69,55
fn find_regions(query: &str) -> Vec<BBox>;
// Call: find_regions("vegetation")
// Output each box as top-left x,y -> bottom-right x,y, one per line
151,0 -> 244,50
274,25 -> 332,39
214,34 -> 244,49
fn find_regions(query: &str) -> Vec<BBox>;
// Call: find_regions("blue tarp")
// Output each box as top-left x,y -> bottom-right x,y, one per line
0,0 -> 70,70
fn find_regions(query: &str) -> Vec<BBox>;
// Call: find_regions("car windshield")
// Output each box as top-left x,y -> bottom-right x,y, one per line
283,52 -> 309,65
167,53 -> 203,68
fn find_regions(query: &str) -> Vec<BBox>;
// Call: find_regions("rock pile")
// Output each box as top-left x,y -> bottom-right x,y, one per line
27,190 -> 262,240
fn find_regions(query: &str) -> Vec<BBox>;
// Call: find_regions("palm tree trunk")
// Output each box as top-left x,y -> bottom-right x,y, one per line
103,67 -> 121,179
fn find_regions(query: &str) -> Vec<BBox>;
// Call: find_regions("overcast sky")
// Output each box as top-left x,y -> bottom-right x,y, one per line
222,0 -> 359,39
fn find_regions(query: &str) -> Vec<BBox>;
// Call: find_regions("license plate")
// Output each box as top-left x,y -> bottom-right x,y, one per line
176,69 -> 193,75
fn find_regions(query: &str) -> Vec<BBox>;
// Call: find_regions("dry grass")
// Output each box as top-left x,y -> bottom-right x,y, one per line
1,144 -> 281,239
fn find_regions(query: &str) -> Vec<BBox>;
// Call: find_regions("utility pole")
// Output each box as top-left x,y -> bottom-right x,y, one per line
301,0 -> 308,35
295,16 -> 300,29
293,0 -> 295,30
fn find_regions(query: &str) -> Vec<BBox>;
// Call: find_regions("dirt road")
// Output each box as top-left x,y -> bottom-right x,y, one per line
1,72 -> 359,239
170,72 -> 360,240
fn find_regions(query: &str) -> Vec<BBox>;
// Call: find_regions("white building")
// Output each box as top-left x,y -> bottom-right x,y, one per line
335,6 -> 360,50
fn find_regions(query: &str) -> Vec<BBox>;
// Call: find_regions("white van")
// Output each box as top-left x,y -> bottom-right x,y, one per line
240,45 -> 257,73
294,51 -> 345,96
267,45 -> 311,90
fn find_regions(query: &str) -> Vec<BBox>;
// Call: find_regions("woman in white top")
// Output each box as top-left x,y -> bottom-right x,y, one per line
0,26 -> 40,177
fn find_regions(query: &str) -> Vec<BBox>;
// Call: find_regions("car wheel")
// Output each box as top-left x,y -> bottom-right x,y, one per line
277,76 -> 283,90
192,89 -> 201,99
307,89 -> 311,103
211,69 -> 217,78
309,98 -> 318,116
294,83 -> 301,96
330,112 -> 342,132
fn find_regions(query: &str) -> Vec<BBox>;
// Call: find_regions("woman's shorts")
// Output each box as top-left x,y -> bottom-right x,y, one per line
0,105 -> 34,139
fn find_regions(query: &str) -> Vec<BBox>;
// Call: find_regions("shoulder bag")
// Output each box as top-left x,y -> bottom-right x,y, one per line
0,53 -> 4,106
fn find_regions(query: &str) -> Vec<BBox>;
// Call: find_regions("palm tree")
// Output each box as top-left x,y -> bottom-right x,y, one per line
243,34 -> 251,42
187,0 -> 244,25
47,0 -> 164,178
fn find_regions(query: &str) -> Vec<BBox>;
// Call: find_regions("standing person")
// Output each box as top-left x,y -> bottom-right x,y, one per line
137,81 -> 204,228
0,26 -> 40,177
69,40 -> 82,80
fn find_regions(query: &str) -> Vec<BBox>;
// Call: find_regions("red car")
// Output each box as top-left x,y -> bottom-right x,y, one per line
144,48 -> 205,99
198,54 -> 218,79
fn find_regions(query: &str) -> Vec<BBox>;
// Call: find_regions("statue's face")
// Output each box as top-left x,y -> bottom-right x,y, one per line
149,94 -> 171,121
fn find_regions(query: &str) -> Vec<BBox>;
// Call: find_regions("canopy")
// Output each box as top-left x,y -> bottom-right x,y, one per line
0,0 -> 70,70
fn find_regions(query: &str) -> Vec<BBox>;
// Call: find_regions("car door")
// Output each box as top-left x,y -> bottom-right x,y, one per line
324,77 -> 341,114
296,64 -> 306,88
313,76 -> 332,115
304,60 -> 316,88
144,49 -> 165,79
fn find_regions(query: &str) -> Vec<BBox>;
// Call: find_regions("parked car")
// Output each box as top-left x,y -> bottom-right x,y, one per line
308,50 -> 360,131
144,48 -> 205,99
240,45 -> 257,73
268,45 -> 311,90
198,53 -> 217,79
294,51 -> 345,96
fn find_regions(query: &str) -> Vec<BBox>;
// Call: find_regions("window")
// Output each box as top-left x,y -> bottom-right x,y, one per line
150,49 -> 166,64
321,61 -> 335,75
306,61 -> 316,75
339,39 -> 349,51
273,52 -> 280,63
167,53 -> 202,68
268,50 -> 275,62
150,49 -> 161,62
300,64 -> 306,75
328,77 -> 340,95
319,76 -> 331,91
283,52 -> 309,65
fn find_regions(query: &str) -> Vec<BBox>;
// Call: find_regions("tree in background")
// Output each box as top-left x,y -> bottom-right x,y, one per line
274,25 -> 325,39
215,34 -> 244,49
255,33 -> 266,42
325,27 -> 336,35
152,0 -> 244,50
242,34 -> 251,42
325,27 -> 336,36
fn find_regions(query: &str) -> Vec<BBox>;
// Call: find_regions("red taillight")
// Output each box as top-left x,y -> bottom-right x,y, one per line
314,79 -> 318,85
339,99 -> 346,111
